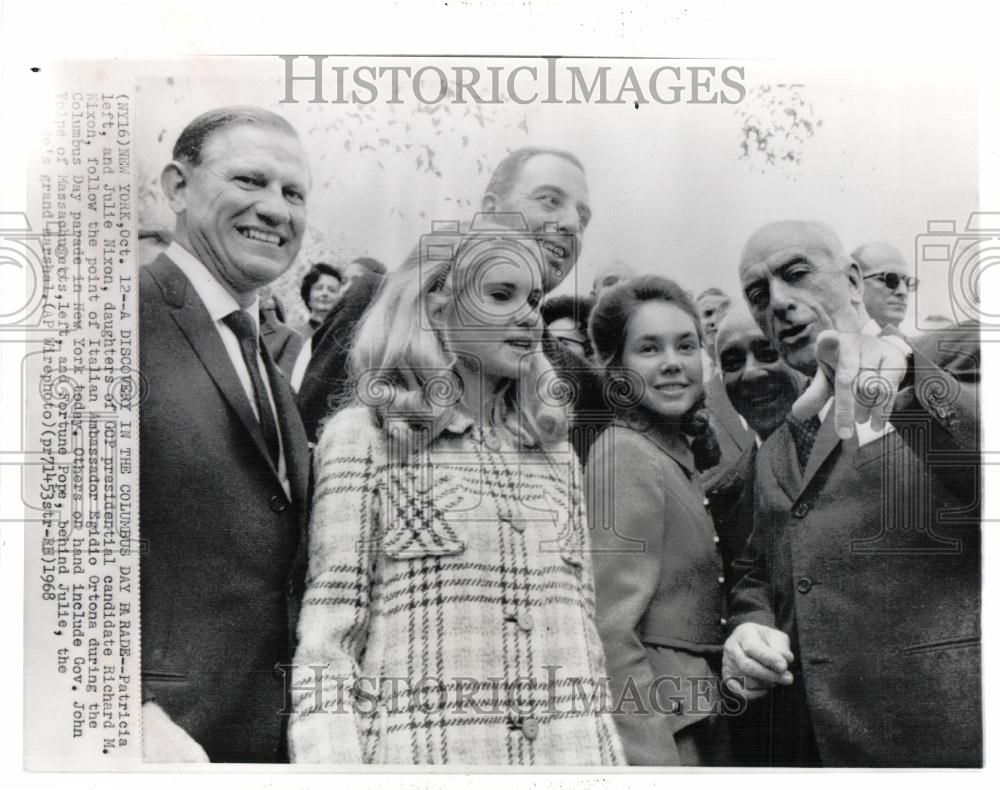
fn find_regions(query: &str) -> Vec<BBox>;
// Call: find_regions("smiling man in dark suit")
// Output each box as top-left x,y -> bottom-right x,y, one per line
139,106 -> 311,763
722,220 -> 981,767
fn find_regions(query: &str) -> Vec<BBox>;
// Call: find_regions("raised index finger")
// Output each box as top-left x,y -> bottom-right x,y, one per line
834,332 -> 860,440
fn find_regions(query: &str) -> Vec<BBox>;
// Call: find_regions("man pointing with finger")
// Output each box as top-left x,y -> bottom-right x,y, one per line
723,220 -> 981,767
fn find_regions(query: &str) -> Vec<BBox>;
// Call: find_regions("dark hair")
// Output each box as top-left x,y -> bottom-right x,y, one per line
484,146 -> 585,202
172,106 -> 299,168
349,256 -> 388,276
300,263 -> 343,308
542,294 -> 594,357
589,275 -> 720,470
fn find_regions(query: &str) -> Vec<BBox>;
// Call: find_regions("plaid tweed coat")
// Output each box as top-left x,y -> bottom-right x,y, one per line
289,406 -> 626,765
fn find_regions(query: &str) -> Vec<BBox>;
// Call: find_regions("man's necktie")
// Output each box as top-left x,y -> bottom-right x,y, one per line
223,309 -> 281,466
787,414 -> 821,471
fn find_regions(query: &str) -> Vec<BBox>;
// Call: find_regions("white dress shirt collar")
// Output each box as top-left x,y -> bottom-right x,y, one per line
166,241 -> 260,329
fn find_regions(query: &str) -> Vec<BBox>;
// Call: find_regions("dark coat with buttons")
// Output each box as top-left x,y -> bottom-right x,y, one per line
140,254 -> 311,762
729,325 -> 981,767
586,412 -> 729,765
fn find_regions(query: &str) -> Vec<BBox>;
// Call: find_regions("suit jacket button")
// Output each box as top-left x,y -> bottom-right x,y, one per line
517,612 -> 534,632
521,717 -> 539,740
792,503 -> 809,518
796,577 -> 813,594
270,495 -> 287,513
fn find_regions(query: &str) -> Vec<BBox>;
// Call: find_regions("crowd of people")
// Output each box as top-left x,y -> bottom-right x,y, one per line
138,106 -> 981,767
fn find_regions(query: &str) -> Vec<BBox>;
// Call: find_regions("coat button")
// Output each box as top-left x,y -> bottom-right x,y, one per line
702,496 -> 710,507
517,612 -> 534,632
484,433 -> 502,451
717,575 -> 725,585
269,495 -> 287,513
713,535 -> 720,544
792,502 -> 809,518
719,617 -> 728,627
521,717 -> 539,740
796,577 -> 813,594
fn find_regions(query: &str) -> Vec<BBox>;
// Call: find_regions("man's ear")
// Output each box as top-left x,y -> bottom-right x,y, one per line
845,259 -> 864,304
160,161 -> 189,214
480,192 -> 499,213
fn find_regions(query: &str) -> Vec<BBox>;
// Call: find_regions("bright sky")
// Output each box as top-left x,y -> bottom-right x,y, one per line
137,57 -> 979,332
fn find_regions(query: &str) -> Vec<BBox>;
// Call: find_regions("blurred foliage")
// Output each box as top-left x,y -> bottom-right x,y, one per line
138,71 -> 532,328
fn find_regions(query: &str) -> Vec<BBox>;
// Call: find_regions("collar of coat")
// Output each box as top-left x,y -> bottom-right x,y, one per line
610,408 -> 696,476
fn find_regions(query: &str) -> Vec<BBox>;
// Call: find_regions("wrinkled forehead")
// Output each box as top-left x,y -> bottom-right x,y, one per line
716,311 -> 765,353
201,124 -> 309,177
739,221 -> 843,282
697,294 -> 730,312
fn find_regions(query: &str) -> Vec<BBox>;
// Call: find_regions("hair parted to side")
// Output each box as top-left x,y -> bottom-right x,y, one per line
172,106 -> 299,168
589,275 -> 720,470
300,262 -> 343,308
346,229 -> 569,451
484,146 -> 585,202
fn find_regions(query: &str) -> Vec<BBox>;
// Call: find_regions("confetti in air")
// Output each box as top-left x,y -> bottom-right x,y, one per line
736,84 -> 822,177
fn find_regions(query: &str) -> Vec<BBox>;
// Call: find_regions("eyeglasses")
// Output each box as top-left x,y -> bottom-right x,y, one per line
864,272 -> 918,292
719,339 -> 781,373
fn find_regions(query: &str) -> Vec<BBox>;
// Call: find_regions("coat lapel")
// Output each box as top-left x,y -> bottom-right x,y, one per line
768,423 -> 802,503
148,253 -> 281,480
706,374 -> 754,452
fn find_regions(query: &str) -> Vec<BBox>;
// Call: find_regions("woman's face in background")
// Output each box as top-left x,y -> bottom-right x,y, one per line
620,300 -> 703,419
308,273 -> 342,320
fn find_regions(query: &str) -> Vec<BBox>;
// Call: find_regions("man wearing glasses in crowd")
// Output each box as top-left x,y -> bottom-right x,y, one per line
850,241 -> 917,329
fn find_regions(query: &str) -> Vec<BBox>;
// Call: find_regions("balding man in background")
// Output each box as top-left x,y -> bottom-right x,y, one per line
851,241 -> 916,329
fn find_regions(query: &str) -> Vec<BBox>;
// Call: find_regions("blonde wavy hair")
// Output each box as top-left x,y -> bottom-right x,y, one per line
347,227 -> 569,450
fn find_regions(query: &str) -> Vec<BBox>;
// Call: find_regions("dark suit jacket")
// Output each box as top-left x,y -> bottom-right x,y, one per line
260,305 -> 305,379
729,325 -> 981,767
702,373 -> 755,490
586,412 -> 727,765
542,333 -> 613,460
296,271 -> 383,443
140,254 -> 311,763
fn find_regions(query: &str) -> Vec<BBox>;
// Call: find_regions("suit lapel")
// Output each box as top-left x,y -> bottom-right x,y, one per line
261,344 -> 309,508
768,423 -> 802,503
148,254 -> 280,479
706,375 -> 754,452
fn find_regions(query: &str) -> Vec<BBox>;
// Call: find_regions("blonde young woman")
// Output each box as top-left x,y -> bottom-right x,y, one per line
288,225 -> 624,765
